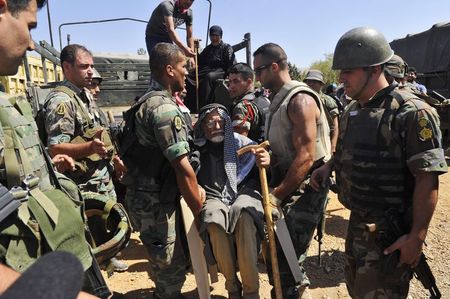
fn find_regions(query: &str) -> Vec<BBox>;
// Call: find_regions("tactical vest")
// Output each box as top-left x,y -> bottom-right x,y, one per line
266,81 -> 331,180
334,88 -> 422,215
0,92 -> 92,272
123,91 -> 181,203
46,86 -> 114,182
233,90 -> 270,142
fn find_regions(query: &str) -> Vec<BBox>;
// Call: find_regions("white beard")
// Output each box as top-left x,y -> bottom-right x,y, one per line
209,135 -> 224,143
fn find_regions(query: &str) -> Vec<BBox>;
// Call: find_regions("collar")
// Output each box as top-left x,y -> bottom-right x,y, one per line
62,80 -> 83,94
362,83 -> 397,108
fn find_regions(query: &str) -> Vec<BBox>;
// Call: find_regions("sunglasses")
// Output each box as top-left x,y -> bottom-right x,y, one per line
204,119 -> 224,129
254,59 -> 284,75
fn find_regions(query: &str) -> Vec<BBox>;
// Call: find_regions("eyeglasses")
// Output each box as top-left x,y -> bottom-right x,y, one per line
204,119 -> 224,129
254,59 -> 285,75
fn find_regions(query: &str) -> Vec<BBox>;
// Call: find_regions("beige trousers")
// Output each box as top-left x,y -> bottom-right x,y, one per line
206,211 -> 260,299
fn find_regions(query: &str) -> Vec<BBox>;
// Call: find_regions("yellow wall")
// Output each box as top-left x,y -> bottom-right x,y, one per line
0,55 -> 63,95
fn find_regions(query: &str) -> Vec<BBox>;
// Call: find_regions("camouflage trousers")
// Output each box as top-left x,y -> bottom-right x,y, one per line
267,184 -> 329,299
345,212 -> 413,299
125,187 -> 189,299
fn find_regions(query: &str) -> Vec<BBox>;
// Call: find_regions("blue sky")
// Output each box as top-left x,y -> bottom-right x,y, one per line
33,0 -> 450,68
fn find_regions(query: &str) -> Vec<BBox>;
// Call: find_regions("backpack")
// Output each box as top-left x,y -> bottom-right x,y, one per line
118,90 -> 166,165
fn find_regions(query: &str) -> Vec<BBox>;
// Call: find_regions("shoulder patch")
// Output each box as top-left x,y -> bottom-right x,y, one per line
173,115 -> 183,131
56,102 -> 67,115
418,117 -> 433,141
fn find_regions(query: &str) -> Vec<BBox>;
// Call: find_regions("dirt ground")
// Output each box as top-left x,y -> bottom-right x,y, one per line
104,173 -> 450,299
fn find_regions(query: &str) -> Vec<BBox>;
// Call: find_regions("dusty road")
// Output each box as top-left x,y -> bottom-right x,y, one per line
104,173 -> 450,298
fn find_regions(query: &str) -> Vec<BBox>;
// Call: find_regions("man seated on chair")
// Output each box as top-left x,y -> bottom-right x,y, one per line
193,103 -> 269,299
185,26 -> 235,111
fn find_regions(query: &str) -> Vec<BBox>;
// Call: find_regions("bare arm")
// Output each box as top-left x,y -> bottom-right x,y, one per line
49,130 -> 107,159
185,24 -> 194,53
49,139 -> 107,160
384,172 -> 439,266
0,263 -> 20,294
164,16 -> 195,57
272,93 -> 318,200
330,116 -> 339,154
170,154 -> 203,217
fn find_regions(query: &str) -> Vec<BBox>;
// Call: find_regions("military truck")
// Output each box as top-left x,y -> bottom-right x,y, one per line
390,21 -> 450,98
390,21 -> 450,152
23,31 -> 251,119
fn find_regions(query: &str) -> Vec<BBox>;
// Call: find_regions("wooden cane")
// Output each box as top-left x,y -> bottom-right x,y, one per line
194,39 -> 200,112
237,141 -> 283,299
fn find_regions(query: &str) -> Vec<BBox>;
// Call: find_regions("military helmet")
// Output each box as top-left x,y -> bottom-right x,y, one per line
385,54 -> 406,79
92,68 -> 103,83
332,27 -> 394,70
304,69 -> 325,84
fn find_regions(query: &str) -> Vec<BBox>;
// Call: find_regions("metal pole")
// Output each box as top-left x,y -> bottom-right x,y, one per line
205,0 -> 212,48
46,0 -> 54,47
244,33 -> 252,66
58,18 -> 147,51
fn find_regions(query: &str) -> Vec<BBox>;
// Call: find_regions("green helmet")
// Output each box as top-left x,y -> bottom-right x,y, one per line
92,68 -> 103,84
385,54 -> 406,79
332,27 -> 394,70
304,69 -> 325,84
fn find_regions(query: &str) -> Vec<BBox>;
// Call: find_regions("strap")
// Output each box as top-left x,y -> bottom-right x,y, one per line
50,85 -> 94,130
29,187 -> 59,225
266,85 -> 305,138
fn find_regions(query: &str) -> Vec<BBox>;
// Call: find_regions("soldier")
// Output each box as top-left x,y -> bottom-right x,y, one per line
311,27 -> 447,298
193,103 -> 269,299
384,54 -> 408,86
304,69 -> 340,153
122,42 -> 204,299
87,68 -> 127,181
253,43 -> 331,299
227,63 -> 270,143
0,0 -> 110,297
44,44 -> 129,272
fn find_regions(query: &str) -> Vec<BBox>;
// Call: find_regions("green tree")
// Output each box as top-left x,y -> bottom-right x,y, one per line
288,62 -> 302,81
309,53 -> 339,87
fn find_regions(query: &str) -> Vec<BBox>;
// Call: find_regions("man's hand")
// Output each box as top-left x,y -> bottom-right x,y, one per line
384,233 -> 424,267
90,130 -> 107,157
269,193 -> 283,221
112,155 -> 127,181
52,154 -> 75,173
186,57 -> 195,71
198,185 -> 206,204
252,147 -> 270,168
310,162 -> 332,191
185,48 -> 196,58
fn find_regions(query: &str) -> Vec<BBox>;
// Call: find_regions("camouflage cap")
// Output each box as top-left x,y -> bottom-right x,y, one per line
332,27 -> 394,70
385,54 -> 406,79
304,69 -> 325,84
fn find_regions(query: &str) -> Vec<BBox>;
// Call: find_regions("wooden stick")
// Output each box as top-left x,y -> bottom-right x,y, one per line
194,39 -> 200,112
237,141 -> 282,299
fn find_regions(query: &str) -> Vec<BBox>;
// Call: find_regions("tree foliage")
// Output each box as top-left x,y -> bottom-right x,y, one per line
308,53 -> 339,86
288,62 -> 302,81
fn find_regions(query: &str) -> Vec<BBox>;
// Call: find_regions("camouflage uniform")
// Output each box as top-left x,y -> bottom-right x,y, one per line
124,80 -> 191,299
319,91 -> 340,128
44,80 -> 116,200
334,84 -> 447,298
231,90 -> 270,143
266,81 -> 331,298
0,92 -> 111,298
